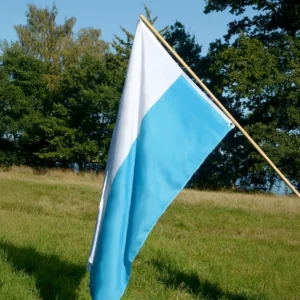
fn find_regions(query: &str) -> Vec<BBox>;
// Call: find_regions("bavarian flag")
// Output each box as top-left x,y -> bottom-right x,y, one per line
88,19 -> 234,300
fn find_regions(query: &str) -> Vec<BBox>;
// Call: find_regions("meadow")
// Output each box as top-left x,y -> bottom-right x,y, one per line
0,167 -> 300,299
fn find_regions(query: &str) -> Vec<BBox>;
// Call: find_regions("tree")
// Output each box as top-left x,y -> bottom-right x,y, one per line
36,54 -> 124,170
199,0 -> 300,191
112,5 -> 168,63
15,4 -> 107,67
164,21 -> 203,76
204,0 -> 300,39
0,4 -> 122,170
14,4 -> 107,90
0,42 -> 51,167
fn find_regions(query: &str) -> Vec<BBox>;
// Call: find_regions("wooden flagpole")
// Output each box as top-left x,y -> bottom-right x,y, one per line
140,14 -> 300,199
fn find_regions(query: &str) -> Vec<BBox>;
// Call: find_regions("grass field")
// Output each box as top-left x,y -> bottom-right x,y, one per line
0,167 -> 300,300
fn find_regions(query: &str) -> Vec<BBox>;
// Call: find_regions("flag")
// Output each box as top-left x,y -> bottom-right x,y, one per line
88,20 -> 234,300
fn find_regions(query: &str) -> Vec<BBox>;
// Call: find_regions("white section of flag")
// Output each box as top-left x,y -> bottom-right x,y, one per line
88,21 -> 182,267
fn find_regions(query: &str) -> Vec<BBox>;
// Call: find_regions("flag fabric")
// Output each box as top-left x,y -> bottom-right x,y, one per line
88,20 -> 234,300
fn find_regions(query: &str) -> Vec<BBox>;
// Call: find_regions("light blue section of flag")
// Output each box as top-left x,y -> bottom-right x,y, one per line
90,75 -> 232,299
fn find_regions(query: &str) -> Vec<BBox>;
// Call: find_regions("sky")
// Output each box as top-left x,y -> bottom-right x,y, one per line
0,0 -> 250,54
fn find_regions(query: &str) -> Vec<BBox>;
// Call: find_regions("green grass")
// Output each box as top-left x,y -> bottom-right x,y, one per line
0,168 -> 300,299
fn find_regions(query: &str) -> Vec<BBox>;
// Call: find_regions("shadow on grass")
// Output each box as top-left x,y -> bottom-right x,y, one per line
152,259 -> 262,300
0,241 -> 86,300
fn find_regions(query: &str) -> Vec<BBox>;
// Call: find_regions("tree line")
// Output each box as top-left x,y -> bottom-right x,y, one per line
1,1 -> 299,192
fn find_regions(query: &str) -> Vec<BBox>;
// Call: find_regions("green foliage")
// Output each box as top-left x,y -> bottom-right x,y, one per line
112,5 -> 168,62
15,4 -> 75,63
205,0 -> 300,38
0,44 -> 49,167
164,21 -> 202,74
0,4 -> 123,170
14,4 -> 107,73
191,0 -> 300,191
37,54 -> 124,169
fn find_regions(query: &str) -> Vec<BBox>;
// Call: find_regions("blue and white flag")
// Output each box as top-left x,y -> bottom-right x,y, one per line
88,20 -> 234,299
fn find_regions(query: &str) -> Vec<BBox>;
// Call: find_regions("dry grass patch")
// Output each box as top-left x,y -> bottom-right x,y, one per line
178,189 -> 300,215
0,165 -> 104,188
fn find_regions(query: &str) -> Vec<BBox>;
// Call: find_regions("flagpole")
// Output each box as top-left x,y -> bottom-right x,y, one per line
140,14 -> 300,199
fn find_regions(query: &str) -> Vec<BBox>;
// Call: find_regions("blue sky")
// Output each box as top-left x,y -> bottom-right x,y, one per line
0,0 -> 250,54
